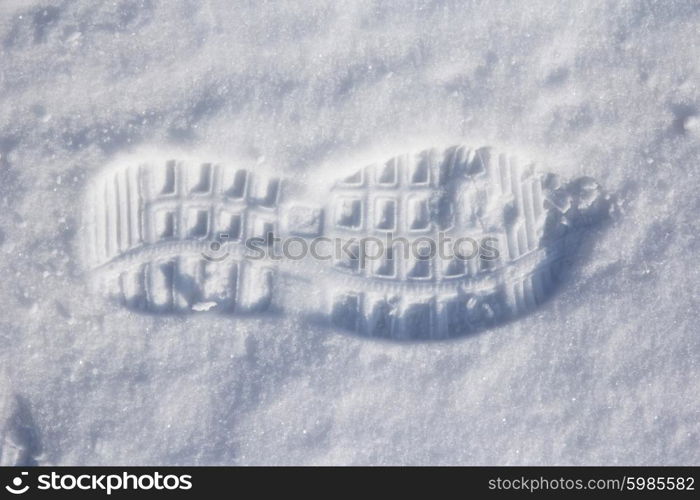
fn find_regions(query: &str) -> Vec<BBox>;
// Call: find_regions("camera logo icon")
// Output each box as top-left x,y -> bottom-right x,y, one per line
202,233 -> 230,262
5,472 -> 29,495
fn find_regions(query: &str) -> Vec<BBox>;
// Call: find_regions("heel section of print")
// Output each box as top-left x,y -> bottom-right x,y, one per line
83,146 -> 613,339
84,157 -> 279,314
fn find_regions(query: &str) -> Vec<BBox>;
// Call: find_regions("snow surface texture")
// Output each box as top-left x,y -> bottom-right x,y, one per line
0,0 -> 698,465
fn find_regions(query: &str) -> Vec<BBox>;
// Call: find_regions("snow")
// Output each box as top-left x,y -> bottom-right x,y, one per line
0,0 -> 698,465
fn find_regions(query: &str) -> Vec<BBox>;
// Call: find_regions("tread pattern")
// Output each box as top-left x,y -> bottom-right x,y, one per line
86,159 -> 279,313
325,146 -> 609,339
84,146 -> 609,339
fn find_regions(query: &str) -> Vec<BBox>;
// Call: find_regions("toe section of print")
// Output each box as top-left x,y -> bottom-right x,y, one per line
321,146 -> 612,339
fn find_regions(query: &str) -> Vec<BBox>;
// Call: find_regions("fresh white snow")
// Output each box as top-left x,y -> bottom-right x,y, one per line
0,0 -> 698,465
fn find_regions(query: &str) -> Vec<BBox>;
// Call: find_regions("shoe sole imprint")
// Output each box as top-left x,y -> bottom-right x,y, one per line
84,146 -> 610,339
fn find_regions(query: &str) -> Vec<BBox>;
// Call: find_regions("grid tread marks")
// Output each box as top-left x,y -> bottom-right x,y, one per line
87,159 -> 279,313
85,146 -> 608,339
327,147 -> 550,282
327,147 -> 606,339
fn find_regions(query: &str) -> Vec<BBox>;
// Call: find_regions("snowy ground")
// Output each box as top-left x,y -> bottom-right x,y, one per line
0,0 -> 698,465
